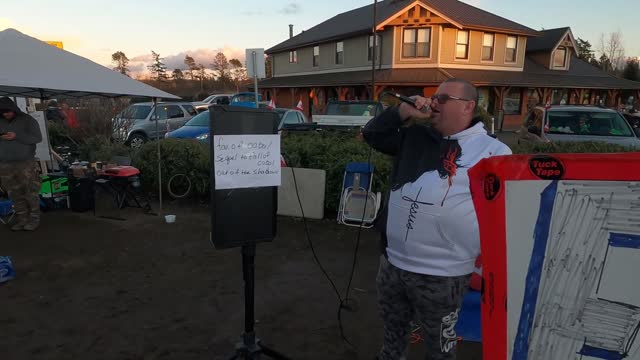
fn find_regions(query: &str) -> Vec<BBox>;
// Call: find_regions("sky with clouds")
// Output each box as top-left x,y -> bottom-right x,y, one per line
1,0 -> 638,76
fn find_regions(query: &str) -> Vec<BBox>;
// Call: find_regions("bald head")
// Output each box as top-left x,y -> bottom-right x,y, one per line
442,78 -> 478,104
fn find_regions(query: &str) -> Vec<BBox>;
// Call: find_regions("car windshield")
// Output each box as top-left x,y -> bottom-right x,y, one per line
121,105 -> 152,119
232,94 -> 257,103
547,111 -> 633,137
325,103 -> 377,116
185,111 -> 209,126
202,95 -> 216,103
274,109 -> 287,120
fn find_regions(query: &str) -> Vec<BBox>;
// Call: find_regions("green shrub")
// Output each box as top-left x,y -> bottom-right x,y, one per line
511,141 -> 637,154
132,139 -> 210,197
77,136 -> 132,162
282,131 -> 392,213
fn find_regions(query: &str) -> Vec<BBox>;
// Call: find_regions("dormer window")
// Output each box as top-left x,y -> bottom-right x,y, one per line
553,46 -> 567,68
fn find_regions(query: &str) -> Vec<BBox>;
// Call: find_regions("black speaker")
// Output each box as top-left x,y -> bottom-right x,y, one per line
209,105 -> 280,249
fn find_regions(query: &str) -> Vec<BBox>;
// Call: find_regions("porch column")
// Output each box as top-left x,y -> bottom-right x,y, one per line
374,85 -> 387,101
492,86 -> 510,131
607,89 -> 619,107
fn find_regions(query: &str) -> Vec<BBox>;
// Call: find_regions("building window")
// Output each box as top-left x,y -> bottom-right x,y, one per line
313,46 -> 319,67
553,46 -> 567,68
289,50 -> 297,63
403,28 -> 431,58
504,88 -> 523,115
506,36 -> 518,63
482,33 -> 494,61
368,34 -> 381,61
456,30 -> 469,60
335,42 -> 344,65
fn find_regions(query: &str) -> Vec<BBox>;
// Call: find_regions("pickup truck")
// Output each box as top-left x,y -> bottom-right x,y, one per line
312,101 -> 383,127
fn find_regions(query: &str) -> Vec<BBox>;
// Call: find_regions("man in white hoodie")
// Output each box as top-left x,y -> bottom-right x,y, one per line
363,79 -> 511,360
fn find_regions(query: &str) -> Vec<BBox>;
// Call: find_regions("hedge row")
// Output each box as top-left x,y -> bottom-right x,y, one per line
131,133 -> 637,212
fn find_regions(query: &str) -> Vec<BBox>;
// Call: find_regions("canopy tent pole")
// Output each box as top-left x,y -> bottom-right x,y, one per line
154,97 -> 163,216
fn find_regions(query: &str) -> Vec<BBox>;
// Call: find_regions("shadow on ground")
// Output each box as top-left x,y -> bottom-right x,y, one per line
1,204 -> 481,360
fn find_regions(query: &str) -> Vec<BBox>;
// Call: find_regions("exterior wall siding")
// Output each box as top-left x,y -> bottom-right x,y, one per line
271,29 -> 393,76
439,27 -> 526,69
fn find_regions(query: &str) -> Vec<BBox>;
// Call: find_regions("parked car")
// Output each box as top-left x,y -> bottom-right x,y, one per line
312,100 -> 383,127
229,92 -> 264,108
622,112 -> 640,129
192,94 -> 232,113
166,108 -> 306,142
165,109 -> 290,166
114,102 -> 197,148
516,105 -> 640,147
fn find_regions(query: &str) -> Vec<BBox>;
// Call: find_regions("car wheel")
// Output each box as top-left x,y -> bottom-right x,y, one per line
128,133 -> 147,149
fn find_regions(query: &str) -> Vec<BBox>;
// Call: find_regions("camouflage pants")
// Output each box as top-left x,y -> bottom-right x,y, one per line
0,161 -> 41,223
377,256 -> 471,360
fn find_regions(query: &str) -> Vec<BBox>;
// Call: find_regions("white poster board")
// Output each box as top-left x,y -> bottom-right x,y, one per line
213,134 -> 280,190
31,111 -> 51,161
245,48 -> 266,79
505,180 -> 640,360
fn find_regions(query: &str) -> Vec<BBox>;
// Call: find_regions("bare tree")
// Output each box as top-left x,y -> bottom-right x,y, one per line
599,31 -> 625,72
211,52 -> 230,81
184,55 -> 198,80
229,58 -> 247,93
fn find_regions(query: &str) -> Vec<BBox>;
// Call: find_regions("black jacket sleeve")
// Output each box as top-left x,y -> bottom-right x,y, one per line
362,106 -> 404,156
16,115 -> 43,145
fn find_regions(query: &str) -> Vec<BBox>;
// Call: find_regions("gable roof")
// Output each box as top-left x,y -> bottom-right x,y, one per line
526,27 -> 573,53
266,0 -> 538,54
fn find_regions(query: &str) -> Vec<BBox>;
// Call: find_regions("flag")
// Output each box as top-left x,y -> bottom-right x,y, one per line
267,99 -> 276,110
295,99 -> 303,111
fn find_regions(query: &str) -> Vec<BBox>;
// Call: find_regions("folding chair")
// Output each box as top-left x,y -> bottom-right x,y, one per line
337,162 -> 381,228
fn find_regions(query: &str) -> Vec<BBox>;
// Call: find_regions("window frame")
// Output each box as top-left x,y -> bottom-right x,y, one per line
312,46 -> 319,67
482,32 -> 495,62
505,35 -> 518,63
289,50 -> 297,63
455,30 -> 470,60
553,46 -> 567,68
368,34 -> 381,61
402,27 -> 432,59
335,41 -> 344,65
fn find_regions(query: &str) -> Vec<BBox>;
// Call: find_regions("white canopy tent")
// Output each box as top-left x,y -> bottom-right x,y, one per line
0,28 -> 180,214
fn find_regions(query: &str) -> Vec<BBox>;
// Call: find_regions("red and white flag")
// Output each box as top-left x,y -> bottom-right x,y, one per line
267,99 -> 276,109
295,99 -> 303,111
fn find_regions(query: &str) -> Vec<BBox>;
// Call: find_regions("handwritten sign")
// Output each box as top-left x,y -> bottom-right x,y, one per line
213,134 -> 281,190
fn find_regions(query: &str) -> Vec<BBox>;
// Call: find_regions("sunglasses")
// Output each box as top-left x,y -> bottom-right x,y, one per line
431,94 -> 472,104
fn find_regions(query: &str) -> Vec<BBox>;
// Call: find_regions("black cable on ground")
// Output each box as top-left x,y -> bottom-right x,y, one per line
286,141 -> 374,349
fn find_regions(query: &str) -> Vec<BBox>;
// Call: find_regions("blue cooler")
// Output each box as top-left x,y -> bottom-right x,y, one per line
0,199 -> 15,225
0,256 -> 16,283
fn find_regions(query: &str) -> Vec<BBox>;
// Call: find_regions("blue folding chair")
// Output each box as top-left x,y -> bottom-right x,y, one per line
337,162 -> 380,228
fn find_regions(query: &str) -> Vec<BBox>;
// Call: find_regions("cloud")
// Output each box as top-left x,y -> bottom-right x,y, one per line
240,10 -> 264,16
278,3 -> 301,15
127,47 -> 246,76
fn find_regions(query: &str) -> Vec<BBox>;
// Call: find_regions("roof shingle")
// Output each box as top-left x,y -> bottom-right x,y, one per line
526,27 -> 570,53
266,0 -> 538,54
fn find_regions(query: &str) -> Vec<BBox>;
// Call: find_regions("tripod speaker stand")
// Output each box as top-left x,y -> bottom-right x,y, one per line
228,243 -> 291,360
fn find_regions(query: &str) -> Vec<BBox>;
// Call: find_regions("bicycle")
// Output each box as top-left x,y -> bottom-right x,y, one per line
167,172 -> 209,199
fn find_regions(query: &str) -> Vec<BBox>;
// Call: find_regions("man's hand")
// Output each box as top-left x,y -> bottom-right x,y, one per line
0,132 -> 16,141
397,96 -> 432,121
